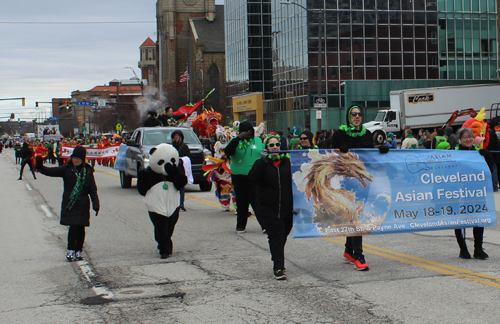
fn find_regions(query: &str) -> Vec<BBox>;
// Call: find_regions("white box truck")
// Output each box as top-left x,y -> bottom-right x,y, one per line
363,84 -> 500,144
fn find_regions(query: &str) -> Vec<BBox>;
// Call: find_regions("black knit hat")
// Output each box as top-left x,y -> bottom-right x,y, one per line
71,146 -> 86,160
300,130 -> 313,144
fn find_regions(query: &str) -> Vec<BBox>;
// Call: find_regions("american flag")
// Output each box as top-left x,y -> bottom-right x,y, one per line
179,70 -> 190,83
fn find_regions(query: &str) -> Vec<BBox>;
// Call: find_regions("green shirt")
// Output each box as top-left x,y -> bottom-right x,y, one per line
228,137 -> 264,175
289,138 -> 299,150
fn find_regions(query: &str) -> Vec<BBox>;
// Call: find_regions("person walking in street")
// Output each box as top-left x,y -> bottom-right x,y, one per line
36,146 -> 100,261
18,142 -> 36,180
171,130 -> 190,211
224,121 -> 265,233
249,134 -> 293,280
331,105 -> 388,271
453,127 -> 493,260
14,141 -> 22,164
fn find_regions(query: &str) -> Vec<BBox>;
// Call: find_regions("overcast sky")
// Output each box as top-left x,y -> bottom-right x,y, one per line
0,0 -> 223,121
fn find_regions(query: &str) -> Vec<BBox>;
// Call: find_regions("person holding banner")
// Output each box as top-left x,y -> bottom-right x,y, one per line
296,131 -> 318,150
454,127 -> 493,260
36,147 -> 100,261
249,134 -> 293,280
331,105 -> 388,271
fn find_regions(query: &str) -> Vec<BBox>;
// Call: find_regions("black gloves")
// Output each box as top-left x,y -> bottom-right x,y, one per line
339,146 -> 349,153
164,158 -> 179,178
378,146 -> 389,154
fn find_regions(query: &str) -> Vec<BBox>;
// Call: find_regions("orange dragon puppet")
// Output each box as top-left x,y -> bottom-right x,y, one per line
192,108 -> 223,138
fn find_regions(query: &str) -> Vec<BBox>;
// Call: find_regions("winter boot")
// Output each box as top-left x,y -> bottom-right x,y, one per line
473,227 -> 489,260
455,229 -> 471,259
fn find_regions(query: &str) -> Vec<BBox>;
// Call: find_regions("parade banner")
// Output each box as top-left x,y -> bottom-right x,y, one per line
60,145 -> 121,159
291,149 -> 496,238
113,144 -> 128,171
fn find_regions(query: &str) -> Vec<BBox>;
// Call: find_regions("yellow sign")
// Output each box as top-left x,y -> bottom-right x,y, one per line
116,123 -> 123,131
233,93 -> 262,112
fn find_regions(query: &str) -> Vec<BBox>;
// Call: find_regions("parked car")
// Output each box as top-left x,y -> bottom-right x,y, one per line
119,126 -> 212,191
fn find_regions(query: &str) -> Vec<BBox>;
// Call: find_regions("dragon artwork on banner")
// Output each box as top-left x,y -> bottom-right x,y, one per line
293,149 -> 391,236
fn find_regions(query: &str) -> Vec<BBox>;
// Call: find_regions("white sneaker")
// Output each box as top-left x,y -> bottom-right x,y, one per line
66,250 -> 75,261
75,251 -> 84,261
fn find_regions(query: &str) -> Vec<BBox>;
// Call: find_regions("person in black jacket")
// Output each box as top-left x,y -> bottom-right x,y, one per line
143,111 -> 162,127
454,127 -> 492,260
331,105 -> 389,271
36,146 -> 100,261
171,130 -> 190,211
249,134 -> 293,280
158,106 -> 188,126
18,142 -> 36,180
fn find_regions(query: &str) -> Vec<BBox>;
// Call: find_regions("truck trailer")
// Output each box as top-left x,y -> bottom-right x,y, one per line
363,84 -> 500,144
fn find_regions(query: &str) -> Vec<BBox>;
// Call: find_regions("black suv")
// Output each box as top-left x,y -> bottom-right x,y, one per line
119,126 -> 212,191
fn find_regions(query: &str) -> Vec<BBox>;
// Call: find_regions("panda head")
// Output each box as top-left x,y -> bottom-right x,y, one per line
148,143 -> 179,175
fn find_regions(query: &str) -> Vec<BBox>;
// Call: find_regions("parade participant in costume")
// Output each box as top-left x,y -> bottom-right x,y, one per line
224,121 -> 265,233
453,127 -> 493,260
36,147 -> 100,261
461,107 -> 490,149
158,106 -> 188,127
331,105 -> 389,271
203,126 -> 237,211
249,134 -> 293,280
192,108 -> 223,139
14,141 -> 22,164
296,130 -> 318,149
18,142 -> 36,180
171,130 -> 190,211
143,110 -> 162,127
137,144 -> 187,258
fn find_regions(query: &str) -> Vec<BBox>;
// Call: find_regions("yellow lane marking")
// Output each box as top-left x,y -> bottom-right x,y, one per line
324,237 -> 500,288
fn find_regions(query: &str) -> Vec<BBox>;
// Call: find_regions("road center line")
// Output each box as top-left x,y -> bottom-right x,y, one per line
40,205 -> 53,218
323,237 -> 500,289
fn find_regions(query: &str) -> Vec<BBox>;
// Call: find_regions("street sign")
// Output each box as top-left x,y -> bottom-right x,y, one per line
48,117 -> 59,121
77,101 -> 92,106
313,96 -> 327,108
316,109 -> 322,120
116,123 -> 123,131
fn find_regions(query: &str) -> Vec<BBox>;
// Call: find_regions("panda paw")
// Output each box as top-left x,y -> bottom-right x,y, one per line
164,162 -> 179,178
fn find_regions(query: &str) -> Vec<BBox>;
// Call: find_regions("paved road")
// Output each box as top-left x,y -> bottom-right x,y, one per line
2,147 -> 500,323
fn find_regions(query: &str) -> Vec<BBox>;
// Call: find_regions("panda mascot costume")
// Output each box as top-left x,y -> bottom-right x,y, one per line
137,144 -> 187,259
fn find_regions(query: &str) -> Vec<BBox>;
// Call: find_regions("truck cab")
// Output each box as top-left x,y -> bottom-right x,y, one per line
363,109 -> 401,145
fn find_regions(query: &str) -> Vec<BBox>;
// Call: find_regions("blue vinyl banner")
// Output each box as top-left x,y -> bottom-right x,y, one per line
291,149 -> 496,238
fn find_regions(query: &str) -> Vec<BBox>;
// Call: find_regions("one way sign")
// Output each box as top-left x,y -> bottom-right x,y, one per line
313,96 -> 327,108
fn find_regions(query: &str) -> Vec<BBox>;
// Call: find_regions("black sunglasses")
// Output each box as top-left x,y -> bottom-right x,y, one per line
300,137 -> 309,140
351,112 -> 363,117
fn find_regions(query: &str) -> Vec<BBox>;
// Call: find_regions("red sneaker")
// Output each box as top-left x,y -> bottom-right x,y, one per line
343,251 -> 355,264
353,257 -> 369,271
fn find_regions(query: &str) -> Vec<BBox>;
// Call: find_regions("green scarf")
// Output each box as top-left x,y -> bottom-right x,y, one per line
270,153 -> 290,161
339,124 -> 367,138
67,165 -> 86,210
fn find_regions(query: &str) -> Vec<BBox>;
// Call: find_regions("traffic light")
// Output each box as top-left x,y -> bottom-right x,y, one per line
66,101 -> 70,110
18,118 -> 20,122
22,98 -> 26,106
35,101 -> 39,109
10,113 -> 15,119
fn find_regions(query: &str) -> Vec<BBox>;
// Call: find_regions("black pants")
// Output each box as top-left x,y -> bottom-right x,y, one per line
345,236 -> 363,259
455,227 -> 484,251
19,158 -> 36,179
149,209 -> 180,255
258,216 -> 293,270
231,174 -> 257,230
57,158 -> 64,166
68,225 -> 86,251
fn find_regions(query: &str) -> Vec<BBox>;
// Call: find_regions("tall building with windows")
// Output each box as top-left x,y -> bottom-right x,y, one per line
225,0 -> 499,132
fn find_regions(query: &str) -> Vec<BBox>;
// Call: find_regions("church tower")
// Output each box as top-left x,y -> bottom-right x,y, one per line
156,0 -> 216,86
138,37 -> 157,87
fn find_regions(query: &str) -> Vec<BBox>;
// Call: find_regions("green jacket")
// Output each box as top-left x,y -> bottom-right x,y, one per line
227,137 -> 264,175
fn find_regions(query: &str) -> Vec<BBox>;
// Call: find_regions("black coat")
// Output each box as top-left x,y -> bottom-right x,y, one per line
331,128 -> 374,149
143,116 -> 162,127
20,144 -> 33,160
37,163 -> 99,227
249,156 -> 293,219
